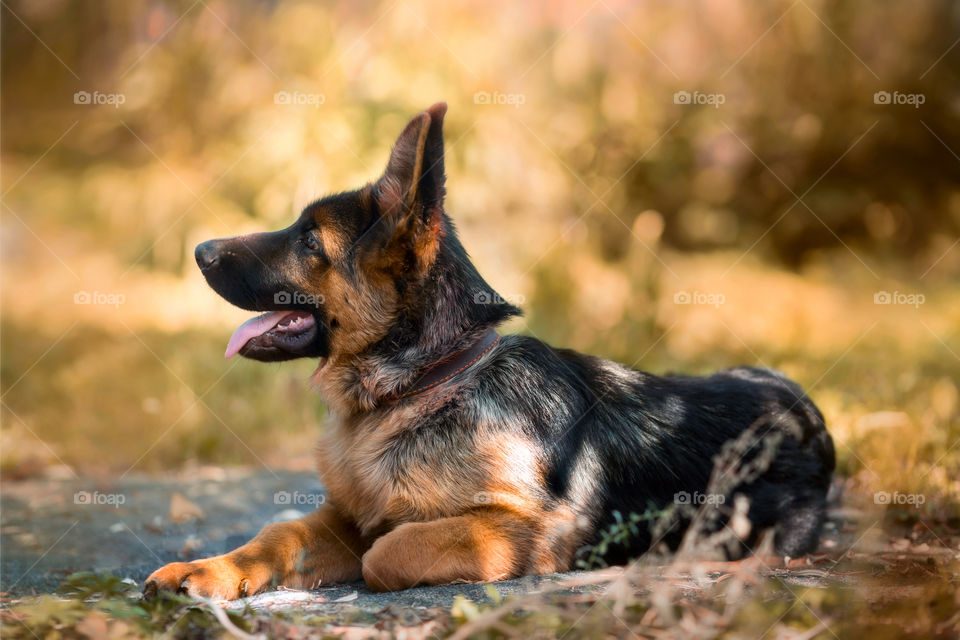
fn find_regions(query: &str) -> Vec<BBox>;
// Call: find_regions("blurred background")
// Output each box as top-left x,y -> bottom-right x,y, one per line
1,0 -> 958,514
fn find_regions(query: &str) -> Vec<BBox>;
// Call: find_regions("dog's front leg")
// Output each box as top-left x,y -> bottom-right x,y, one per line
144,504 -> 367,599
360,507 -> 532,592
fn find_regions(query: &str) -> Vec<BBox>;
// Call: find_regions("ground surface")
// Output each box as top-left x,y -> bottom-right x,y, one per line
3,470 -> 958,639
1,470 -> 581,607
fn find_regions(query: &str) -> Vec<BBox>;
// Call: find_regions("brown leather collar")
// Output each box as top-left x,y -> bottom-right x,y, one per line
389,329 -> 500,400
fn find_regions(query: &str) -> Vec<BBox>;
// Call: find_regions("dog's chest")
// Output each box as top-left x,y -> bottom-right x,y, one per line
316,408 -> 542,535
316,410 -> 477,534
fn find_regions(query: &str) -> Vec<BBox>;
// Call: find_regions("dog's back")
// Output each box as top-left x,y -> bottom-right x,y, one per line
471,338 -> 834,564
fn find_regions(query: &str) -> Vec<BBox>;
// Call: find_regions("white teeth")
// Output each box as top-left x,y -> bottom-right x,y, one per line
276,314 -> 306,331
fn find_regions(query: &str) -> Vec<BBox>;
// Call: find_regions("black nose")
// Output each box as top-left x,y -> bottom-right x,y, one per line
195,241 -> 220,270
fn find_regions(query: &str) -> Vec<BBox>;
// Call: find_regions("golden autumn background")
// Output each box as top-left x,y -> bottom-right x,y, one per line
2,0 -> 959,518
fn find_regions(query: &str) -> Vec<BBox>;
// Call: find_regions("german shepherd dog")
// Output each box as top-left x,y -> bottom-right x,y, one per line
144,103 -> 834,598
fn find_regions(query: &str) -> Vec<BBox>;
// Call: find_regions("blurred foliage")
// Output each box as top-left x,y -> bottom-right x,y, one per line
1,9 -> 959,638
0,0 -> 958,499
2,563 -> 956,639
3,0 -> 959,271
3,573 -> 257,639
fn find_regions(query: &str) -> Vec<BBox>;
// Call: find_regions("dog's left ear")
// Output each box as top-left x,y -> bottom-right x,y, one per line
376,102 -> 447,222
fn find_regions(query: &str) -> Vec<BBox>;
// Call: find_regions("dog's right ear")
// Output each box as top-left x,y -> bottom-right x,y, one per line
376,103 -> 447,222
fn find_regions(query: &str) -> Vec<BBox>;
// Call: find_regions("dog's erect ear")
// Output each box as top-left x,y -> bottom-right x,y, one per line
376,102 -> 447,220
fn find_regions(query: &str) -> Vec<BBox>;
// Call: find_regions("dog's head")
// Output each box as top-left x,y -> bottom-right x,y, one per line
196,103 -> 518,363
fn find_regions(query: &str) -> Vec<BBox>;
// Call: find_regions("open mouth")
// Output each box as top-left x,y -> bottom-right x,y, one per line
225,310 -> 318,359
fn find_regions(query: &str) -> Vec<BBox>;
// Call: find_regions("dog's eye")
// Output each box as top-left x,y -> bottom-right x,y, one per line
304,235 -> 321,252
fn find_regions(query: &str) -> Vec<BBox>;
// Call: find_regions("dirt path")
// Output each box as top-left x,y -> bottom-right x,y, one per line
1,469 -> 583,611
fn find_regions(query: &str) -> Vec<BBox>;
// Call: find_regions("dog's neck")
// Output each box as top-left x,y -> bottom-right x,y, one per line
312,223 -> 520,415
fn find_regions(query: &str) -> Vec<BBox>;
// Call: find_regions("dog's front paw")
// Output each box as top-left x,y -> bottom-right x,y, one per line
143,557 -> 264,600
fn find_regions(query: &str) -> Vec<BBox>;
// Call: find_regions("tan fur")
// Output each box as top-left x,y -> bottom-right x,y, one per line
361,509 -> 525,591
319,268 -> 397,362
145,505 -> 368,599
314,394 -> 530,534
414,207 -> 444,274
318,226 -> 345,263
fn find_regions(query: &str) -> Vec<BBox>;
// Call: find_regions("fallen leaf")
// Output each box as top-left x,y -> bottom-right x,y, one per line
178,534 -> 204,557
75,611 -> 109,639
891,538 -> 912,551
333,591 -> 358,603
169,492 -> 204,523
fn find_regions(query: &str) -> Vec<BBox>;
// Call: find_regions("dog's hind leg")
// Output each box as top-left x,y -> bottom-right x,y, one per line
360,507 -> 535,592
144,504 -> 367,599
773,495 -> 828,557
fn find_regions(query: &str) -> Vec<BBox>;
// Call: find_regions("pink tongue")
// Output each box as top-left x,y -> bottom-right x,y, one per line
225,311 -> 294,359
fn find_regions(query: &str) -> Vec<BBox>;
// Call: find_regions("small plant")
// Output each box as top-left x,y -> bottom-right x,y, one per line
575,507 -> 667,570
3,573 -> 261,640
57,571 -> 140,600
